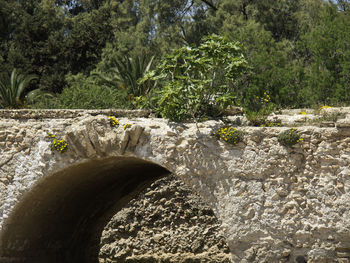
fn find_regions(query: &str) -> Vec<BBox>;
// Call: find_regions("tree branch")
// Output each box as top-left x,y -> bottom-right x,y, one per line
199,0 -> 218,11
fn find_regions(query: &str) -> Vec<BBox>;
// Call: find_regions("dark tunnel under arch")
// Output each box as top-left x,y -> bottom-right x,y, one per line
0,157 -> 170,263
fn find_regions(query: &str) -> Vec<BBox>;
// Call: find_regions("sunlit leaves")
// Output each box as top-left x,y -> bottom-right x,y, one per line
0,69 -> 37,108
139,34 -> 247,121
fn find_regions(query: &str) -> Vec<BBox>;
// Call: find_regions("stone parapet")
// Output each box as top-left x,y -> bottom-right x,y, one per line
0,109 -> 151,119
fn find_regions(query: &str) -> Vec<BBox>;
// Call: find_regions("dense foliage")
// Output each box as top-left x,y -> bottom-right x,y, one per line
1,0 -> 350,119
0,69 -> 37,108
138,34 -> 247,121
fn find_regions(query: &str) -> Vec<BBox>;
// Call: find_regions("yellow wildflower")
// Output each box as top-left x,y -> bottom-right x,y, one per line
123,124 -> 132,130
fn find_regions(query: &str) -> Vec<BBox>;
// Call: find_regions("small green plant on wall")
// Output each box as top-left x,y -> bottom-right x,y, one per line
278,128 -> 303,147
107,116 -> 132,130
123,123 -> 132,130
216,126 -> 244,145
245,92 -> 277,127
263,121 -> 281,127
108,116 -> 119,127
47,132 -> 68,154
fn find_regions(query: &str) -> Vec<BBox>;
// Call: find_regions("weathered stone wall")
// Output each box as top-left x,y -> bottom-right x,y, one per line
2,108 -> 350,262
0,110 -> 233,263
99,175 -> 231,263
0,109 -> 149,227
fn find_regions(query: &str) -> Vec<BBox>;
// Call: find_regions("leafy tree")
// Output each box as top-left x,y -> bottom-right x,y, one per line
215,17 -> 304,110
139,34 -> 247,121
298,4 -> 350,105
5,0 -> 65,90
332,0 -> 350,11
106,0 -> 215,60
2,0 -> 114,93
54,0 -> 107,14
253,0 -> 301,41
209,0 -> 303,41
295,0 -> 328,32
60,42 -> 156,109
2,0 -> 350,111
0,0 -> 25,75
1,0 -> 215,95
0,69 -> 37,108
62,5 -> 113,76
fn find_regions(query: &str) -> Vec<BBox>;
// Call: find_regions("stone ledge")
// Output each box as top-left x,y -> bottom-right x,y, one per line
3,108 -> 350,129
0,109 -> 151,119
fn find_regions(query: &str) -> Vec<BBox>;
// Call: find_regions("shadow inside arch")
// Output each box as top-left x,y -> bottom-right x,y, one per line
0,157 -> 170,263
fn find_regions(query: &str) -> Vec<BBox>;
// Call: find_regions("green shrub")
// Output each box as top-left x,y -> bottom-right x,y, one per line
108,116 -> 119,127
277,128 -> 303,147
123,123 -> 132,130
314,112 -> 340,123
47,133 -> 68,154
59,73 -> 131,109
216,126 -> 244,145
138,34 -> 247,122
244,92 -> 277,126
30,73 -> 132,109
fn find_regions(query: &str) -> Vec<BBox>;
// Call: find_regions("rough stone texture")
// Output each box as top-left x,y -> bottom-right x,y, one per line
1,108 -> 350,262
99,175 -> 231,263
0,109 -> 151,119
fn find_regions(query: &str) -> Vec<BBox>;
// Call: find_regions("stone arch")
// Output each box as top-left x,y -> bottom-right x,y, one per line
3,110 -> 350,262
0,157 -> 171,263
0,115 -> 232,262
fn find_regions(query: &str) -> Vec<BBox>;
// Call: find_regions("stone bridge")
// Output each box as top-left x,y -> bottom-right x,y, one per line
1,109 -> 350,263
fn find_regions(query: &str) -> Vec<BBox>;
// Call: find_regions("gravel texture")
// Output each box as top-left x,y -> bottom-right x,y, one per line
99,175 -> 232,263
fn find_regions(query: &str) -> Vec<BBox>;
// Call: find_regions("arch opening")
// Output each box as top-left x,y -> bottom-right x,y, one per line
0,157 -> 170,263
98,174 -> 232,263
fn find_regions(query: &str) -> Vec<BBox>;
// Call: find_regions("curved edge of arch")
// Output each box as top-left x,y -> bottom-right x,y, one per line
0,156 -> 171,263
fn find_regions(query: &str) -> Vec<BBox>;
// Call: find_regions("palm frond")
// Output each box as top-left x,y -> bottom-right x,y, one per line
91,54 -> 156,98
0,69 -> 37,108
